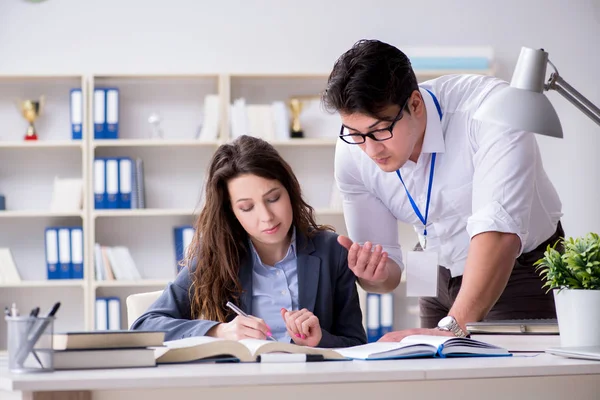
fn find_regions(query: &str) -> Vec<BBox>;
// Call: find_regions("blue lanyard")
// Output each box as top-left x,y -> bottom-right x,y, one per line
395,89 -> 443,245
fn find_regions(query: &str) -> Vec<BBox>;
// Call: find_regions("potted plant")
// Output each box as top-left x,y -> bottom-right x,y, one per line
535,232 -> 600,347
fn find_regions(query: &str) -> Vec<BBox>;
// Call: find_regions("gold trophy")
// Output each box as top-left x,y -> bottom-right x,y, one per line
17,96 -> 45,141
288,97 -> 304,139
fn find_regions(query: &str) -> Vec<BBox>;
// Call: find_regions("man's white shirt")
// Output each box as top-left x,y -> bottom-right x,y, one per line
334,74 -> 563,277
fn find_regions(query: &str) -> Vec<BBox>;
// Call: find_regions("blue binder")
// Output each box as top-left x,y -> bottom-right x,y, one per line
118,157 -> 133,209
45,228 -> 60,280
70,227 -> 84,279
57,227 -> 72,280
70,88 -> 83,140
379,293 -> 394,337
366,293 -> 381,342
94,158 -> 107,209
107,297 -> 121,330
95,297 -> 108,330
105,88 -> 119,139
93,88 -> 106,139
173,225 -> 194,273
105,158 -> 120,209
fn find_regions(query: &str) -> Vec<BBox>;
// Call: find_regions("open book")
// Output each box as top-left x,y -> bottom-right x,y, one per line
154,334 -> 509,363
334,335 -> 510,360
154,336 -> 346,363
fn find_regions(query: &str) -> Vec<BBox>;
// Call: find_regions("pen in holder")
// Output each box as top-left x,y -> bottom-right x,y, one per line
5,315 -> 55,373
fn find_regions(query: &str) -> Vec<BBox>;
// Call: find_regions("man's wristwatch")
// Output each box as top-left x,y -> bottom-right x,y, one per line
437,315 -> 469,338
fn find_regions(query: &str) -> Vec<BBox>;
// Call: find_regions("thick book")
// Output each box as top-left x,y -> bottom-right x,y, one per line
334,335 -> 510,360
154,334 -> 509,363
154,336 -> 347,363
466,319 -> 559,335
45,348 -> 157,370
470,334 -> 560,352
53,330 -> 165,350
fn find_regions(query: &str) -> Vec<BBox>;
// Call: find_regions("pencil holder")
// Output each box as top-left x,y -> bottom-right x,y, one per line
5,316 -> 55,373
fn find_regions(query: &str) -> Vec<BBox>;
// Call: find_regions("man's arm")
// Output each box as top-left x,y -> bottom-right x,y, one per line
334,141 -> 404,293
448,231 -> 520,330
452,114 -> 543,329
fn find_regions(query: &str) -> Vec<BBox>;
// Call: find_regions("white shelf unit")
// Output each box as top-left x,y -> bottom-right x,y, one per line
0,141 -> 83,149
0,66 -> 495,339
93,139 -> 221,148
87,74 -> 220,330
0,211 -> 84,218
0,74 -> 89,349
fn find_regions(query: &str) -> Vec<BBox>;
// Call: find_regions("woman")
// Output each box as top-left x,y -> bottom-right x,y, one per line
131,135 -> 366,348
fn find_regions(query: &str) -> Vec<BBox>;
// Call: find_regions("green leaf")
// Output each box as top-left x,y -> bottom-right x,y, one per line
536,232 -> 600,290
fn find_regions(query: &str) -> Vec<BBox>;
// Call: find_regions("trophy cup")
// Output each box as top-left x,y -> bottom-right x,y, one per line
148,113 -> 165,139
17,96 -> 45,141
288,97 -> 304,139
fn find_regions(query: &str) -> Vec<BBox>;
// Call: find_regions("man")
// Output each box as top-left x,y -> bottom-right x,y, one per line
322,39 -> 563,340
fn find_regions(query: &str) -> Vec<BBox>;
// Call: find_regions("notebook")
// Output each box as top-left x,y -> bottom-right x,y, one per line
53,330 -> 165,350
154,334 -> 510,363
334,335 -> 510,360
546,346 -> 600,361
466,319 -> 559,335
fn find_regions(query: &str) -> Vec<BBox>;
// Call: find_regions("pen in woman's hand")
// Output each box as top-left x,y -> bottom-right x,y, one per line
225,301 -> 277,341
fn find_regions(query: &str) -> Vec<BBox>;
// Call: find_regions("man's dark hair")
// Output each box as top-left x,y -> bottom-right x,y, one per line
322,39 -> 418,119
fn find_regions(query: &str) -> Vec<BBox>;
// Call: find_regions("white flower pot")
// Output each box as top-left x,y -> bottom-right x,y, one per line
554,288 -> 600,347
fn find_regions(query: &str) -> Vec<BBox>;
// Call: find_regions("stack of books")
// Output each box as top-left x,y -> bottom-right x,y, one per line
50,330 -> 165,370
466,319 -> 560,352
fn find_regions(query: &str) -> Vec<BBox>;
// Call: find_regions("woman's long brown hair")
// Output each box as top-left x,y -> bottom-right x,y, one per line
186,135 -> 331,321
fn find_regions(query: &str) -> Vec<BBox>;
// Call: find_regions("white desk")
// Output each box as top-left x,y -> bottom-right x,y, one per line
1,354 -> 599,400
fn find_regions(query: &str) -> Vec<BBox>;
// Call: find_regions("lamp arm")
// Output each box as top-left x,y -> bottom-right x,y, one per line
545,62 -> 600,126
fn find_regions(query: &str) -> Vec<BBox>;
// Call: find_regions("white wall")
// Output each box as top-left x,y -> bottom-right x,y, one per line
2,0 -> 599,238
1,0 -> 599,331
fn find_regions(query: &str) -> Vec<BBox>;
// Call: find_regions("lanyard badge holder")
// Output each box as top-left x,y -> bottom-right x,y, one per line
400,89 -> 442,298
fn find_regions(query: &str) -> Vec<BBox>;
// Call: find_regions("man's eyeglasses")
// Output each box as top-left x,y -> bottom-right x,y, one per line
339,99 -> 409,145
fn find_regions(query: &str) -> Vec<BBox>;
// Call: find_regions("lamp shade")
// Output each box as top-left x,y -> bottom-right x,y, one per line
473,47 -> 564,138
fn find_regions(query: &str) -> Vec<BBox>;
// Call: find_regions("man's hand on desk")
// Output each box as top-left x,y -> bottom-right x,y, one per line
378,328 -> 453,342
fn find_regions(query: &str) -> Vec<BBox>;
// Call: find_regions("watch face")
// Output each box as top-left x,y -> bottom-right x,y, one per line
438,316 -> 454,327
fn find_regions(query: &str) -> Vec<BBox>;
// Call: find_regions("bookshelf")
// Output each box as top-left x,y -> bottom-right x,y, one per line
0,141 -> 83,149
0,74 -> 89,346
0,65 -> 494,344
92,139 -> 221,148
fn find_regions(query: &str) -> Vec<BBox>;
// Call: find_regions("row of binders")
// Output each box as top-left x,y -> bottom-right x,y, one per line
366,293 -> 394,342
45,227 -> 84,280
94,88 -> 119,139
95,297 -> 121,330
94,157 -> 145,209
70,88 -> 120,140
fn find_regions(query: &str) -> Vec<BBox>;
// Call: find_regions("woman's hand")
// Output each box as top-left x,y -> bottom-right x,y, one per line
280,308 -> 322,347
207,316 -> 272,340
